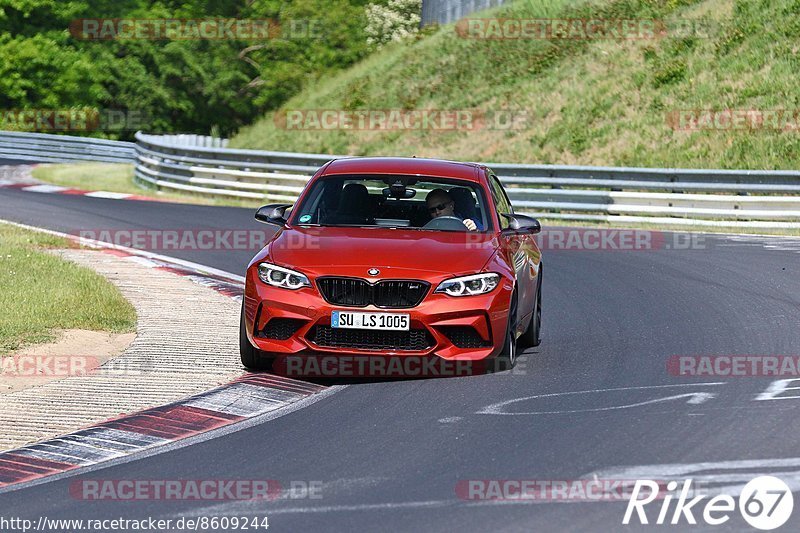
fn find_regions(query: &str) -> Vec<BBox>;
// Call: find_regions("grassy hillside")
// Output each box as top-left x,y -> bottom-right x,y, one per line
232,0 -> 800,170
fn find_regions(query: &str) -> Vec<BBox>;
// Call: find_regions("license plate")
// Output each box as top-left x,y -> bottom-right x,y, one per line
331,311 -> 410,331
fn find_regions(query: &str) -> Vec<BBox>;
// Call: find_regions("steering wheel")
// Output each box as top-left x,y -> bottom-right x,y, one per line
422,216 -> 467,231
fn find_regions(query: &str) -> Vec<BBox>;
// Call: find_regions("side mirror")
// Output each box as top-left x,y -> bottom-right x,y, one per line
255,204 -> 292,226
501,214 -> 541,235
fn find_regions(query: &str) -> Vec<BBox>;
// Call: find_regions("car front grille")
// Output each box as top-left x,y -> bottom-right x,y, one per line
316,277 -> 429,308
310,326 -> 433,351
438,326 -> 492,348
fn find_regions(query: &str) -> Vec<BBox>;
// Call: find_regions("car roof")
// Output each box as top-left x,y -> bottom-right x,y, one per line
320,157 -> 487,183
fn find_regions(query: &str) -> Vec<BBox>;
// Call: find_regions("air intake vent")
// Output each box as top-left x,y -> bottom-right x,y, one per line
439,326 -> 491,348
310,326 -> 433,351
259,318 -> 306,340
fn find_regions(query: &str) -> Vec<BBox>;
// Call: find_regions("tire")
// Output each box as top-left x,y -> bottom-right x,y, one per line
519,267 -> 542,349
496,293 -> 518,371
240,304 -> 273,371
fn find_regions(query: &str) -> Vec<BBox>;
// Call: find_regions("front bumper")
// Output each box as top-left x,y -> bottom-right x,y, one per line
243,268 -> 513,361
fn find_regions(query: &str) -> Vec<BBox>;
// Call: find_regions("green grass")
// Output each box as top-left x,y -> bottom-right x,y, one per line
0,224 -> 137,354
31,163 -> 262,208
231,0 -> 800,170
31,163 -> 140,196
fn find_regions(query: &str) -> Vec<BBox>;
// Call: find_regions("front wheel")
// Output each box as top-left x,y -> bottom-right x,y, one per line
519,267 -> 542,349
240,304 -> 273,371
496,294 -> 518,371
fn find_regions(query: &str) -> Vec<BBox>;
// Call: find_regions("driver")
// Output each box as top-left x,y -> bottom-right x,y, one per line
425,189 -> 482,231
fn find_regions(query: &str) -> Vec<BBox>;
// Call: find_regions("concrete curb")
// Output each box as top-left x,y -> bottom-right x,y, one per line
0,248 -> 245,451
0,374 -> 325,488
0,164 -> 162,202
0,220 -> 330,488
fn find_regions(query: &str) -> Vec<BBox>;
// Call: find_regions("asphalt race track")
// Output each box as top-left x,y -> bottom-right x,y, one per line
2,185 -> 800,531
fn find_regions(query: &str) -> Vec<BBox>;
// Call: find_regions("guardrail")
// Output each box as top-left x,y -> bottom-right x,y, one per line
0,131 -> 135,164
2,130 -> 800,228
421,0 -> 508,26
133,132 -> 800,228
134,132 -> 334,203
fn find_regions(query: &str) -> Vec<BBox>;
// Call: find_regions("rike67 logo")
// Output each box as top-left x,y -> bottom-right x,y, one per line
624,476 -> 793,530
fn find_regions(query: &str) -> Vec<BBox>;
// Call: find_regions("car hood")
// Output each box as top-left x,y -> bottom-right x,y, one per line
267,226 -> 498,277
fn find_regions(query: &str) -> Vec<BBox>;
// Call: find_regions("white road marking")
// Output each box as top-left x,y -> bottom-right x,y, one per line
168,495 -> 606,520
41,439 -> 126,461
83,191 -> 133,199
755,378 -> 800,401
125,256 -> 158,268
62,428 -> 168,452
685,392 -> 716,404
719,235 -> 800,253
477,383 -> 724,415
21,184 -> 69,193
13,447 -> 90,465
583,457 -> 800,497
168,457 -> 800,519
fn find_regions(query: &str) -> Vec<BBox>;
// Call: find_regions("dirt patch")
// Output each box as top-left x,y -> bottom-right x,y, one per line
0,329 -> 135,395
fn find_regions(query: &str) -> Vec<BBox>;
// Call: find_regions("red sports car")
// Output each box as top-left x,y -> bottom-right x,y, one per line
240,157 -> 542,375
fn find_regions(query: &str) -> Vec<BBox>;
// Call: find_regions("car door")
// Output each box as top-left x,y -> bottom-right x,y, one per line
489,174 -> 536,327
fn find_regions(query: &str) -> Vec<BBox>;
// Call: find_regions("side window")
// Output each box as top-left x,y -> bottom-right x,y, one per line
489,175 -> 513,229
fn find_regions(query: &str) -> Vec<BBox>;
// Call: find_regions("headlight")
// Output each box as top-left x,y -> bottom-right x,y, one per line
257,262 -> 311,290
435,273 -> 499,297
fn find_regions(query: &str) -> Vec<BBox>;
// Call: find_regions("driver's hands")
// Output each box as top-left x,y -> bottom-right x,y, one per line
463,218 -> 478,231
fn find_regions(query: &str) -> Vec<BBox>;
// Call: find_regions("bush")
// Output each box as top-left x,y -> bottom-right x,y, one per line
0,0 -> 377,139
365,0 -> 421,47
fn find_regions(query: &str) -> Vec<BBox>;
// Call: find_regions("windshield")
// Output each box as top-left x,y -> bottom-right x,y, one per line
290,174 -> 491,232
